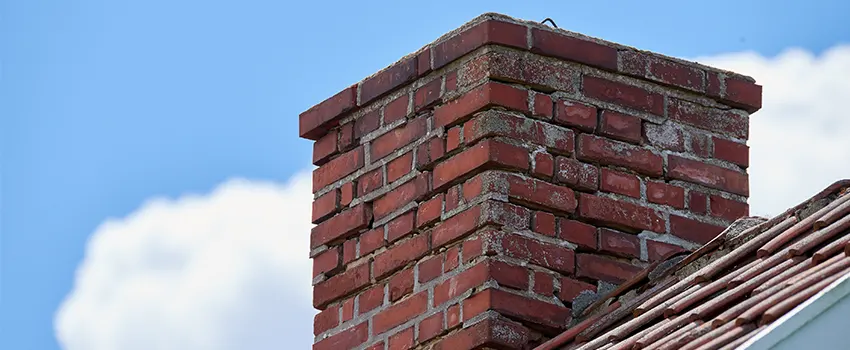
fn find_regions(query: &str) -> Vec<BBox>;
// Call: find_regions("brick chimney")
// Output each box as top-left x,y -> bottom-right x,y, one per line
301,13 -> 761,350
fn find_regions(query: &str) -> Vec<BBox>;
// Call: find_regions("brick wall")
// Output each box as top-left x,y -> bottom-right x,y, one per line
301,13 -> 761,350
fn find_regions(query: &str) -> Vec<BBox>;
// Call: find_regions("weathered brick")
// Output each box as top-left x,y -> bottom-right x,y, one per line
555,100 -> 597,132
600,168 -> 641,198
373,291 -> 429,335
313,146 -> 365,192
463,288 -> 571,329
311,204 -> 373,248
713,137 -> 749,167
373,174 -> 429,220
354,110 -> 381,139
582,76 -> 664,116
646,240 -> 687,262
313,130 -> 338,165
360,57 -> 418,106
500,234 -> 575,274
482,50 -> 578,93
690,132 -> 712,158
506,174 -> 577,213
647,57 -> 705,92
668,98 -> 748,139
445,185 -> 461,212
446,304 -> 461,329
417,48 -> 432,76
533,211 -> 556,237
533,152 -> 555,178
667,155 -> 749,196
445,71 -> 458,92
646,181 -> 685,209
415,136 -> 446,170
445,246 -> 460,272
578,193 -> 665,233
617,50 -> 647,76
343,239 -> 357,264
434,261 -> 489,306
431,206 -> 482,248
342,298 -> 354,322
300,85 -> 357,140
689,191 -> 708,214
559,218 -> 597,250
446,126 -> 462,152
314,306 -> 339,335
418,312 -> 444,342
313,247 -> 341,278
531,28 -> 618,71
559,277 -> 597,302
371,117 -> 427,161
388,327 -> 415,350
533,271 -> 555,296
643,121 -> 685,151
432,139 -> 529,190
598,228 -> 640,259
577,134 -> 663,176
314,263 -> 370,308
415,78 -> 443,111
433,20 -> 528,69
724,77 -> 762,112
385,94 -> 410,125
360,227 -> 385,256
576,253 -> 642,284
554,157 -> 599,192
490,260 -> 530,290
339,122 -> 355,150
599,110 -> 642,144
389,268 -> 414,302
387,152 -> 414,183
357,168 -> 384,197
358,284 -> 385,314
313,322 -> 369,350
373,233 -> 430,279
534,93 -> 554,118
416,194 -> 443,228
709,195 -> 749,222
669,214 -> 726,244
434,82 -> 529,128
431,315 -> 529,350
312,189 -> 339,224
387,210 -> 416,242
418,254 -> 443,284
464,110 -> 574,155
707,71 -> 723,98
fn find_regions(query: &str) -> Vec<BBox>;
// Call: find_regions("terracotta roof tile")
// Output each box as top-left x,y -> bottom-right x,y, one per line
540,180 -> 850,350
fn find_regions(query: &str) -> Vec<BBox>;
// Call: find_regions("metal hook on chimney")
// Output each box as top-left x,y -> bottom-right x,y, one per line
541,18 -> 558,28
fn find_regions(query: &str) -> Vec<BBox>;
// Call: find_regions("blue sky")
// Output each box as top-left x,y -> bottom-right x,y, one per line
1,0 -> 849,349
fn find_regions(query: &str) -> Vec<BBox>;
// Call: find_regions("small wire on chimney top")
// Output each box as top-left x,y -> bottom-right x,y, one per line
541,18 -> 558,28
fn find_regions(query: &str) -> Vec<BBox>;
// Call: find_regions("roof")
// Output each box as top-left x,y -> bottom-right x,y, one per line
537,180 -> 850,350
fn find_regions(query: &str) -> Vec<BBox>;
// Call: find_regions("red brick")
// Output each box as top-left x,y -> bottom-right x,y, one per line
417,48 -> 432,76
577,134 -> 663,176
433,20 -> 527,69
339,122 -> 355,150
433,82 -> 529,128
342,297 -> 354,322
598,228 -> 640,259
312,190 -> 338,224
314,306 -> 339,335
500,234 -> 575,274
445,185 -> 461,212
300,85 -> 357,140
445,246 -> 459,272
373,233 -> 430,279
387,153 -> 413,183
533,152 -> 555,178
724,77 -> 762,112
558,218 -> 597,250
358,284 -> 385,314
373,291 -> 429,335
432,139 -> 529,190
355,110 -> 380,139
446,304 -> 461,329
531,28 -> 618,71
366,342 -> 385,350
644,122 -> 685,151
462,234 -> 485,264
415,136 -> 445,170
445,71 -> 458,92
357,168 -> 384,197
389,268 -> 414,302
618,50 -> 647,76
415,78 -> 442,111
646,181 -> 685,209
555,100 -> 597,132
668,98 -> 748,139
533,211 -> 557,237
384,94 -> 410,125
534,271 -> 555,296
313,130 -> 338,165
600,168 -> 641,198
360,57 -> 418,106
343,239 -> 357,264
434,262 -> 489,306
490,260 -> 530,290
713,137 -> 749,167
432,206 -> 482,248
417,194 -> 443,228
669,215 -> 726,244
578,193 -> 665,233
387,210 -> 416,242
462,288 -> 571,329
690,132 -> 712,158
707,71 -> 723,97
371,118 -> 427,161
582,76 -> 664,116
431,316 -> 529,350
710,195 -> 749,222
340,182 -> 354,207
646,240 -> 687,262
311,204 -> 373,248
554,157 -> 599,192
464,110 -> 574,155
313,146 -> 365,191
373,174 -> 429,220
667,155 -> 749,196
481,50 -> 578,93
689,191 -> 708,214
313,322 -> 369,350
576,254 -> 642,284
418,254 -> 443,284
360,227 -> 385,256
506,174 -> 577,213
599,110 -> 642,144
647,57 -> 705,92
559,277 -> 597,302
388,327 -> 415,350
446,126 -> 462,152
534,93 -> 554,118
314,263 -> 370,308
418,312 -> 444,342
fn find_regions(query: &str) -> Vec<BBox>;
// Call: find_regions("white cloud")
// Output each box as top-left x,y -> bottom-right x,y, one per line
696,45 -> 850,216
54,172 -> 316,350
54,45 -> 850,350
